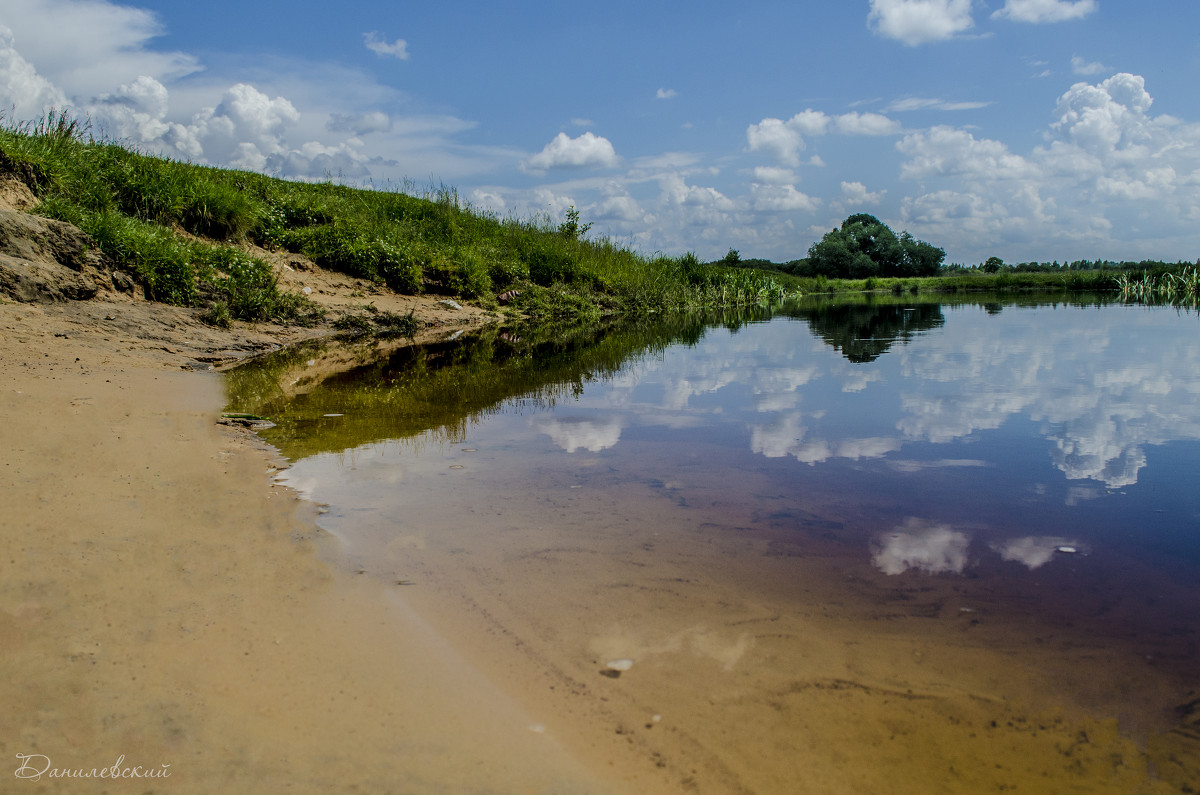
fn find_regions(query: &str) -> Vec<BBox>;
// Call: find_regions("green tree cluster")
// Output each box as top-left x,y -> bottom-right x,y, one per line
805,214 -> 944,279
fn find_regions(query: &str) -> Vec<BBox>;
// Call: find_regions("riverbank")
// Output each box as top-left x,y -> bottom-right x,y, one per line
0,285 -> 664,791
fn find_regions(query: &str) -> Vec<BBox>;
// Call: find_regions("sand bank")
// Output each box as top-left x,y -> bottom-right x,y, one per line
0,297 -> 641,793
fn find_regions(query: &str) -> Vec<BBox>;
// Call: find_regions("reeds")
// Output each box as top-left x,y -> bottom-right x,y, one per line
1116,266 -> 1200,306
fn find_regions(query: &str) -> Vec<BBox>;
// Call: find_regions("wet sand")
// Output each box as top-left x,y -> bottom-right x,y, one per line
290,432 -> 1200,794
0,300 -> 617,793
3,295 -> 1198,793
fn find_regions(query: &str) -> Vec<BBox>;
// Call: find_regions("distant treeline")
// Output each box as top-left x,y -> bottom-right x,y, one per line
943,259 -> 1200,273
714,254 -> 1200,278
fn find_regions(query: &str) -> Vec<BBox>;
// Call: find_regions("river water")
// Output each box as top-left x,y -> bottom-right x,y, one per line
227,295 -> 1200,793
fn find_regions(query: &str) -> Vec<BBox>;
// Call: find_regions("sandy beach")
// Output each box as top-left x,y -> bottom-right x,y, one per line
0,291 -> 644,792
1,206 -> 1197,792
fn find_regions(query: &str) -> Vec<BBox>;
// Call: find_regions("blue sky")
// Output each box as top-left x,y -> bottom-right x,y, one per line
2,0 -> 1199,264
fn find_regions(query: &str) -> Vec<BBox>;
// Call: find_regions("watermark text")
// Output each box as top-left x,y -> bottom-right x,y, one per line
14,753 -> 171,782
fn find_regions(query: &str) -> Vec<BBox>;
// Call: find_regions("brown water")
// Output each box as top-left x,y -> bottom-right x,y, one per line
228,297 -> 1200,793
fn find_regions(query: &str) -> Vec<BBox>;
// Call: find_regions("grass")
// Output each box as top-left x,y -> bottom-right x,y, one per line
0,111 -> 793,323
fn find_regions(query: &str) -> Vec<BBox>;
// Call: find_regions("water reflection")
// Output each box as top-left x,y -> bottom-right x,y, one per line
991,536 -> 1084,570
781,299 -> 946,363
871,519 -> 971,575
226,294 -> 1200,791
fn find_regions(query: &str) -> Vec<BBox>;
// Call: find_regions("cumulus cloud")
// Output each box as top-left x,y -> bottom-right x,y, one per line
832,181 -> 887,214
746,117 -> 807,167
327,110 -> 391,135
0,25 -> 69,119
751,183 -> 820,212
1070,55 -> 1109,76
183,83 -> 301,171
891,69 -> 1200,257
993,0 -> 1097,24
656,88 -> 677,99
867,0 -> 975,46
0,0 -> 197,100
834,111 -> 902,136
872,519 -> 971,575
363,31 -> 409,59
751,166 -> 798,185
592,193 -> 644,223
521,131 -> 619,172
747,110 -> 900,166
897,126 -> 1034,181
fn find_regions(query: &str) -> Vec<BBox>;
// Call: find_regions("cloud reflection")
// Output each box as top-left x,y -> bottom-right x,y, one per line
990,536 -> 1081,570
872,519 -> 971,575
537,416 -> 624,453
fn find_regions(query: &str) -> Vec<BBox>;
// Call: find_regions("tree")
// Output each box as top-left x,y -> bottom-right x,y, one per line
558,205 -> 592,240
721,248 -> 741,266
982,256 -> 1004,273
806,214 -> 944,278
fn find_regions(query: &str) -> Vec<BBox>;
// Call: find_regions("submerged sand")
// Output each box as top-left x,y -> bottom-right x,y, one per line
2,289 -> 1198,791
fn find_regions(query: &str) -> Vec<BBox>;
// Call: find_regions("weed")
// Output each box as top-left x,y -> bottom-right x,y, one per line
199,301 -> 233,328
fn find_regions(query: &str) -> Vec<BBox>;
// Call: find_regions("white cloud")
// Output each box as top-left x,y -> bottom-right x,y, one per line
363,31 -> 409,60
1070,55 -> 1109,76
1049,72 -> 1154,152
660,173 -> 736,210
746,117 -> 807,167
834,111 -> 902,135
656,88 -> 677,99
592,194 -> 644,223
867,0 -> 975,46
0,0 -> 197,100
89,74 -> 178,145
751,183 -> 820,213
886,96 -> 992,112
185,83 -> 301,171
327,111 -> 391,135
897,125 -> 1034,181
0,25 -> 69,119
468,188 -> 507,214
790,109 -> 834,136
887,71 -> 1200,258
833,181 -> 887,213
751,166 -> 798,185
748,110 -> 899,167
993,0 -> 1097,24
521,131 -> 619,172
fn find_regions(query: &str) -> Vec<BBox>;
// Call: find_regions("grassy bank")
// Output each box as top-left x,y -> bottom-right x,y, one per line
0,114 -> 790,323
764,268 -> 1122,298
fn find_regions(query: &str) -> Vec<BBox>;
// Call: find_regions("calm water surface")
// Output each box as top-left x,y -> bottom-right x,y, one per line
228,296 -> 1200,793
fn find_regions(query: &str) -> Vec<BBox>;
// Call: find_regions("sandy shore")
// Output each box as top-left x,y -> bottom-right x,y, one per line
0,294 -> 644,793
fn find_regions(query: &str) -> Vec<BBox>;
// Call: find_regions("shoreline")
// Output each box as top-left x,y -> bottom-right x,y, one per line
0,295 -> 650,793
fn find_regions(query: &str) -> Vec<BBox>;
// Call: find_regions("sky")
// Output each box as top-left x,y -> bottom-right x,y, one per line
2,0 -> 1200,264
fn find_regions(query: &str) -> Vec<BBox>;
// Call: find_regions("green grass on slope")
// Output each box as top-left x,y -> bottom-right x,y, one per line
0,112 -> 792,323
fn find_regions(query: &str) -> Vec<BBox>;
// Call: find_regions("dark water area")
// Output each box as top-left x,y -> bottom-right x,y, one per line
227,294 -> 1200,792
